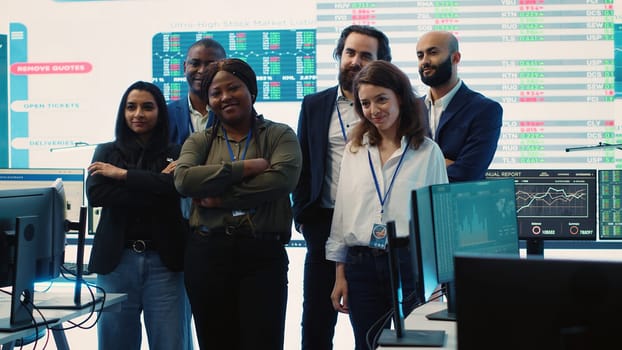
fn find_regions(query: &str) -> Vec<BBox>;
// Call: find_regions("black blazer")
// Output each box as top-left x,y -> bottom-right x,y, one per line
292,86 -> 338,226
86,142 -> 186,274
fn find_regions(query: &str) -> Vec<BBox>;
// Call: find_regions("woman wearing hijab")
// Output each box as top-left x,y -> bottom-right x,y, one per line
174,58 -> 302,350
87,81 -> 190,350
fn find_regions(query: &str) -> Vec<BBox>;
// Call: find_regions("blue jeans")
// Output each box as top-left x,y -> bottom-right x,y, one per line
96,249 -> 191,350
301,208 -> 339,350
345,246 -> 416,350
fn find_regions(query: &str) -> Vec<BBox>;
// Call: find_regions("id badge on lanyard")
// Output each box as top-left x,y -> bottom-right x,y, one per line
367,143 -> 408,250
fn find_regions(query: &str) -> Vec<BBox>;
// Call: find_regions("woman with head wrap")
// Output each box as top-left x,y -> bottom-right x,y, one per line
174,58 -> 302,350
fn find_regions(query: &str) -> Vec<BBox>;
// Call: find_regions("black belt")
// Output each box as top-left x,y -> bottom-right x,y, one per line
348,237 -> 410,257
195,225 -> 283,242
392,237 -> 410,248
125,239 -> 156,253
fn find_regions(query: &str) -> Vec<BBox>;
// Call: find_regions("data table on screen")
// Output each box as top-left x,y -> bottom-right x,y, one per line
598,169 -> 622,239
152,30 -> 317,102
316,1 -> 619,170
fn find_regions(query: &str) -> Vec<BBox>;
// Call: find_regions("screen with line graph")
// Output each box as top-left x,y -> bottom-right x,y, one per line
486,169 -> 597,240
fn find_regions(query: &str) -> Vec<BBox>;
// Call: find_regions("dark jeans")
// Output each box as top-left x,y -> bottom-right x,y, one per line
184,231 -> 288,350
301,208 -> 339,350
345,246 -> 417,350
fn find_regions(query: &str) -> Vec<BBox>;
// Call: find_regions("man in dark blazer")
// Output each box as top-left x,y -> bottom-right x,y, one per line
292,25 -> 392,350
416,30 -> 502,182
166,38 -> 225,350
167,38 -> 226,145
168,38 -> 226,220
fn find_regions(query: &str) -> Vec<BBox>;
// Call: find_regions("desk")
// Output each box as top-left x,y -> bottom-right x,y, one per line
378,302 -> 457,350
0,293 -> 127,350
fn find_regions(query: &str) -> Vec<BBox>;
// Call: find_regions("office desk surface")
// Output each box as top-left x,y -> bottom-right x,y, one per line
378,302 -> 457,350
0,292 -> 127,349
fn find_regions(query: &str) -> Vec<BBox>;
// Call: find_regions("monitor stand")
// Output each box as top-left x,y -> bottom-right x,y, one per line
525,238 -> 544,257
377,221 -> 446,347
36,207 -> 103,310
426,282 -> 457,322
378,329 -> 446,347
0,216 -> 54,331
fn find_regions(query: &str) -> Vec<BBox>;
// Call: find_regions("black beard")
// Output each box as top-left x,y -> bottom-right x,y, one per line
338,66 -> 361,94
419,54 -> 453,87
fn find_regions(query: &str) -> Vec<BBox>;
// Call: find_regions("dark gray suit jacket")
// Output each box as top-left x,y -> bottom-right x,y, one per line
292,86 -> 338,226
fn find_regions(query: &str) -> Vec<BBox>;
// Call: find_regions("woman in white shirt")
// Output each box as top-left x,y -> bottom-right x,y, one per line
325,60 -> 448,350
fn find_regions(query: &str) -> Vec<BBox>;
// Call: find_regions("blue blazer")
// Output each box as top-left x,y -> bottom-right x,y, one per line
167,96 -> 214,145
432,82 -> 502,182
292,86 -> 338,226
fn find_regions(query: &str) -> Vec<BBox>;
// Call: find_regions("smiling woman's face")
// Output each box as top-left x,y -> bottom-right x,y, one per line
357,83 -> 400,138
207,70 -> 254,128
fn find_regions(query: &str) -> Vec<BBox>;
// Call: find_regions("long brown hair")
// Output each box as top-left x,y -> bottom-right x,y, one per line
349,60 -> 427,151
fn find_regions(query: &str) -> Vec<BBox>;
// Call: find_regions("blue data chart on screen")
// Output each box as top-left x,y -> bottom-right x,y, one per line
486,170 -> 597,240
599,170 -> 622,239
428,180 -> 519,282
152,30 -> 316,102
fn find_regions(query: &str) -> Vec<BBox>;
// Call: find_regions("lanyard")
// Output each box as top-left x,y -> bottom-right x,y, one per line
222,127 -> 252,161
335,103 -> 348,142
368,142 -> 409,215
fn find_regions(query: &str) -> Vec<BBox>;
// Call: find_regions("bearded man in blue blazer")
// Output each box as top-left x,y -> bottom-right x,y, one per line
416,31 -> 502,182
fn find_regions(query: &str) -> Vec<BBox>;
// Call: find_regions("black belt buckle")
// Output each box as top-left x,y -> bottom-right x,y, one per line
370,247 -> 387,257
131,239 -> 147,253
196,226 -> 210,236
225,225 -> 237,236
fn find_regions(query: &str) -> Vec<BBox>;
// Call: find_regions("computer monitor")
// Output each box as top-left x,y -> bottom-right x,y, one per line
413,178 -> 520,321
409,187 -> 439,305
0,180 -> 67,287
455,254 -> 622,349
0,168 -> 84,224
0,180 -> 67,330
486,169 -> 597,255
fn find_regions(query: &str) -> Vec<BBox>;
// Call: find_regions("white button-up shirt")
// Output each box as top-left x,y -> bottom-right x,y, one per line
326,136 -> 449,263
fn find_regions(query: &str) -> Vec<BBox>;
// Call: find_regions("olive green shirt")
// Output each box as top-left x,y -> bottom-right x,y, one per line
174,115 -> 302,240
